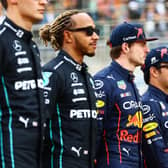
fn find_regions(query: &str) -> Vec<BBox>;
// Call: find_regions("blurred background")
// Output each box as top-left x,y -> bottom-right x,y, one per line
2,0 -> 168,94
35,0 -> 168,95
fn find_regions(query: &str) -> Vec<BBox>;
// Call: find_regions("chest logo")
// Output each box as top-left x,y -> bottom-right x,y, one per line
13,40 -> 22,52
126,111 -> 142,128
42,72 -> 52,87
117,80 -> 127,90
70,72 -> 78,83
96,100 -> 105,108
143,122 -> 158,132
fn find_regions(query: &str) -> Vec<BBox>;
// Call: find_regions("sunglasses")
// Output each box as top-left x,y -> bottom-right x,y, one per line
68,26 -> 100,36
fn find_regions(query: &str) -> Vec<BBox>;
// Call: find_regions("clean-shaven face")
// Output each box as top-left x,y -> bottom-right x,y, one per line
128,41 -> 149,67
18,0 -> 48,23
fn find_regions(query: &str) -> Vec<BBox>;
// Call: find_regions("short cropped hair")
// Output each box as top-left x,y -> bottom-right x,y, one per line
109,42 -> 133,60
1,0 -> 7,9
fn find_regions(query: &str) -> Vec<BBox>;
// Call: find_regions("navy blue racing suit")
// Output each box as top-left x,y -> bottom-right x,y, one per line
42,50 -> 97,168
94,61 -> 143,168
0,17 -> 44,168
142,85 -> 168,168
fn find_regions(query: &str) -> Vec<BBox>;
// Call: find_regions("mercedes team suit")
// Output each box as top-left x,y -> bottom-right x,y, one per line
0,17 -> 44,168
42,50 -> 97,168
93,61 -> 143,168
142,85 -> 168,168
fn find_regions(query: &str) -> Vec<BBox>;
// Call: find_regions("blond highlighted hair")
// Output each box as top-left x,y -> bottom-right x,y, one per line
39,9 -> 82,51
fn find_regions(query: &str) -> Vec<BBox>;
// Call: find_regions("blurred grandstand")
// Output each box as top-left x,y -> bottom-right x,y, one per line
31,0 -> 168,94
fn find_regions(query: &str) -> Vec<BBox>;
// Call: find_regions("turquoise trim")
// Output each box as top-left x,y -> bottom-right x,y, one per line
0,105 -> 5,168
49,120 -> 54,168
1,76 -> 15,168
56,104 -> 63,168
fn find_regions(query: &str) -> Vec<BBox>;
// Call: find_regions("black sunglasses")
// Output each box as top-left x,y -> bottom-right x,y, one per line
68,26 -> 100,36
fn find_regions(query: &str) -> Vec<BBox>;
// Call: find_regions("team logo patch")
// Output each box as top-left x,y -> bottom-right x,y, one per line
13,40 -> 22,52
143,122 -> 158,132
42,72 -> 52,87
70,72 -> 78,83
126,111 -> 142,128
117,80 -> 126,90
145,131 -> 156,139
94,80 -> 104,90
96,100 -> 105,108
120,129 -> 140,143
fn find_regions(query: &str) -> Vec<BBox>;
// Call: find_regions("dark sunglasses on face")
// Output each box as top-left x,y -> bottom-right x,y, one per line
68,26 -> 100,36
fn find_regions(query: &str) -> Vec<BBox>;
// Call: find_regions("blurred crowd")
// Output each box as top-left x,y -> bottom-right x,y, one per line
1,0 -> 168,37
39,0 -> 168,37
0,2 -> 4,23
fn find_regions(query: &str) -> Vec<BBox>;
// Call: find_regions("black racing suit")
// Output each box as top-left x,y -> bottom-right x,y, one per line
93,61 -> 143,168
42,50 -> 97,168
142,85 -> 168,168
0,17 -> 44,168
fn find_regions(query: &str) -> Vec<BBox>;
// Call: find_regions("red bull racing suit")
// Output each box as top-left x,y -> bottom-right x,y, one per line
42,50 -> 97,168
0,17 -> 44,168
142,85 -> 168,168
93,61 -> 143,168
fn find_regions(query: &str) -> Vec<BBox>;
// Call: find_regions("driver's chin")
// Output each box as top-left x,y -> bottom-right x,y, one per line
86,51 -> 95,57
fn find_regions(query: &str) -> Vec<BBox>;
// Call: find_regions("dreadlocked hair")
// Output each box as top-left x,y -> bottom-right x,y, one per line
39,9 -> 81,51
